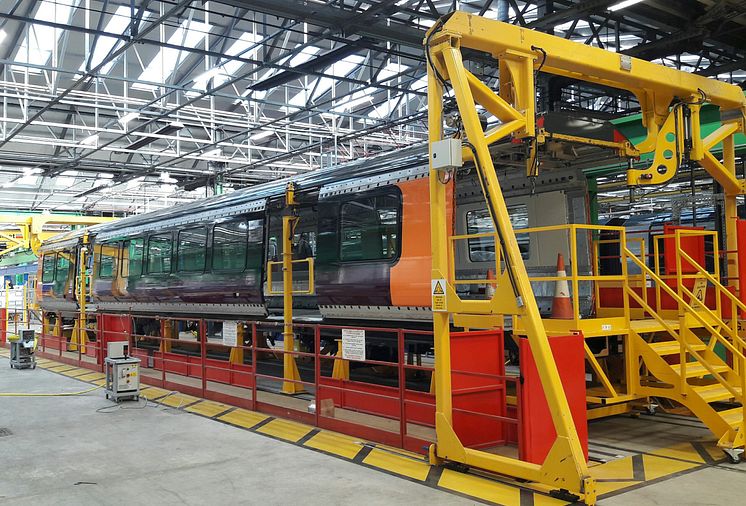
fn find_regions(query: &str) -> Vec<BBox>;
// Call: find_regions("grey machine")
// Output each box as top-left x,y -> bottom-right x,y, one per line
104,341 -> 140,402
9,329 -> 36,369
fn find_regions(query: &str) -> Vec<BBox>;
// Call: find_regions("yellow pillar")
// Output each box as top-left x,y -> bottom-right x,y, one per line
160,320 -> 173,353
282,200 -> 303,394
229,323 -> 245,364
331,338 -> 350,380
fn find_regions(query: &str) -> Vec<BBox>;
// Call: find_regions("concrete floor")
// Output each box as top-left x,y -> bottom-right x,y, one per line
0,365 -> 471,505
2,361 -> 746,505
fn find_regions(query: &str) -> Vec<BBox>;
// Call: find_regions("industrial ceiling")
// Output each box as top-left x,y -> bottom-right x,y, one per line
0,0 -> 743,215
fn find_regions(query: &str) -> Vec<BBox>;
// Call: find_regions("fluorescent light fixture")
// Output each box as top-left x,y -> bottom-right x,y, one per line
160,171 -> 177,183
1,181 -> 12,188
80,133 -> 99,146
119,111 -> 139,125
22,167 -> 43,175
0,30 -> 6,44
608,0 -> 644,11
250,130 -> 275,142
204,148 -> 222,158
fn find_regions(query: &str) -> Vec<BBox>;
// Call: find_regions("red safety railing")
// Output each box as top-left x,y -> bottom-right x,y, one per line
32,311 -> 523,456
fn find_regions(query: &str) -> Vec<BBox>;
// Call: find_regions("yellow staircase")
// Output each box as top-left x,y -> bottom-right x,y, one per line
621,245 -> 745,462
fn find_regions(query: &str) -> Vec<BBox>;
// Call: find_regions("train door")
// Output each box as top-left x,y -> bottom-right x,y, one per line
265,200 -> 318,312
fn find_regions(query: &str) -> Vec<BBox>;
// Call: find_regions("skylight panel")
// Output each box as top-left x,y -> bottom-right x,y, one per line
13,0 -> 81,73
79,6 -> 150,74
368,73 -> 425,118
285,54 -> 365,111
132,18 -> 211,91
251,46 -> 321,101
192,32 -> 262,92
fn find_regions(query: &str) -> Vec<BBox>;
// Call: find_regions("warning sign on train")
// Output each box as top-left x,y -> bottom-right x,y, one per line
432,278 -> 447,312
342,329 -> 366,361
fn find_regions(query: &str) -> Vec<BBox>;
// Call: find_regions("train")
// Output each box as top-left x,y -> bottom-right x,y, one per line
36,113 -> 637,342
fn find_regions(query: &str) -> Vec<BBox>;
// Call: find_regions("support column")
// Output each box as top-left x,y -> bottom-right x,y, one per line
282,184 -> 303,394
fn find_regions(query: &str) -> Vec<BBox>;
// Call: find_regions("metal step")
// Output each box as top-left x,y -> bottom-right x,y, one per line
719,407 -> 745,427
648,341 -> 707,356
630,319 -> 680,334
694,383 -> 742,403
681,362 -> 730,378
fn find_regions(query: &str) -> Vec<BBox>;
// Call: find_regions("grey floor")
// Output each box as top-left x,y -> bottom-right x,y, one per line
0,364 -> 472,505
2,361 -> 746,505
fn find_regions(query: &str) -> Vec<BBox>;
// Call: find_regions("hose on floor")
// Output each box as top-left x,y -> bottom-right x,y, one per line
0,384 -> 104,397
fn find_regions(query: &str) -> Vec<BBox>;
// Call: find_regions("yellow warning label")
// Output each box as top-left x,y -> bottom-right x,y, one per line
691,278 -> 707,304
432,279 -> 447,312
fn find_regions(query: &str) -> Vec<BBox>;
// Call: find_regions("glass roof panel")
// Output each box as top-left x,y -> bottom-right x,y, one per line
13,0 -> 81,72
132,18 -> 211,91
79,6 -> 150,74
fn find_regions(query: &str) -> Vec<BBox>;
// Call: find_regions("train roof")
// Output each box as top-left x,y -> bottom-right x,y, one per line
40,112 -> 632,251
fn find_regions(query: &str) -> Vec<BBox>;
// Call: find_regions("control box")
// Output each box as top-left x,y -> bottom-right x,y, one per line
104,356 -> 140,402
107,341 -> 130,359
430,138 -> 462,170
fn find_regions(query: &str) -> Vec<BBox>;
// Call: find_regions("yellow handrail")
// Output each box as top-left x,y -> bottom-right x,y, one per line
624,247 -> 745,403
266,258 -> 315,295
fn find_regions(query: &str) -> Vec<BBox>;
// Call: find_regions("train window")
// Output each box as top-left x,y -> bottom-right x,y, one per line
55,250 -> 72,281
147,233 -> 172,274
177,227 -> 207,272
122,238 -> 144,277
212,220 -> 248,271
340,194 -> 400,262
98,242 -> 119,279
42,254 -> 56,282
466,205 -> 530,261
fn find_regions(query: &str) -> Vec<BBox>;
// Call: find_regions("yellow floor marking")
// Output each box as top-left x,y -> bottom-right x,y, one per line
60,368 -> 92,377
304,430 -> 364,459
256,418 -> 313,443
641,454 -> 699,481
589,456 -> 634,481
159,392 -> 199,408
47,364 -> 77,372
697,441 -> 726,462
363,448 -> 430,481
36,362 -> 55,369
438,469 -> 520,504
185,400 -> 233,417
595,480 -> 641,496
77,372 -> 106,382
92,378 -> 107,386
648,442 -> 705,463
218,408 -> 269,429
141,386 -> 172,400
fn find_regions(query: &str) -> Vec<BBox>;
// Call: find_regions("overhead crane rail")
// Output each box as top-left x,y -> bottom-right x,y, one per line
425,10 -> 746,505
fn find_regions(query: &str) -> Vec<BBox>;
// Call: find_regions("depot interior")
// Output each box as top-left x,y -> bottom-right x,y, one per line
2,1 -> 746,505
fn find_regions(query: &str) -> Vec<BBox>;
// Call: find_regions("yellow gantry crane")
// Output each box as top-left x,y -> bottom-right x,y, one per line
0,214 -> 116,258
425,11 -> 746,505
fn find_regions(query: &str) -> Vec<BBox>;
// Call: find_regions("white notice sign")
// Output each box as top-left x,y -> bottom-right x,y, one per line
341,328 -> 366,361
222,321 -> 238,347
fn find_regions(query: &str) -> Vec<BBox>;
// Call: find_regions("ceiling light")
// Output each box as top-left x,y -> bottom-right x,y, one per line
204,148 -> 222,157
80,133 -> 99,146
22,167 -> 43,175
0,30 -> 6,44
119,111 -> 139,125
160,171 -> 178,183
608,0 -> 644,11
250,130 -> 275,142
1,181 -> 12,188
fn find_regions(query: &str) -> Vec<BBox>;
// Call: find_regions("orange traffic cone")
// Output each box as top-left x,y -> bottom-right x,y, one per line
551,253 -> 573,319
486,268 -> 496,298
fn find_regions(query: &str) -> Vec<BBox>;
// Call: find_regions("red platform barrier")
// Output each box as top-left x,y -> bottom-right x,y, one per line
519,333 -> 588,464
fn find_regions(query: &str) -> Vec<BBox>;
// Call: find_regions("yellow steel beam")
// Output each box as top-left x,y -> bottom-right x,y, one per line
428,35 -> 595,503
281,183 -> 303,394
